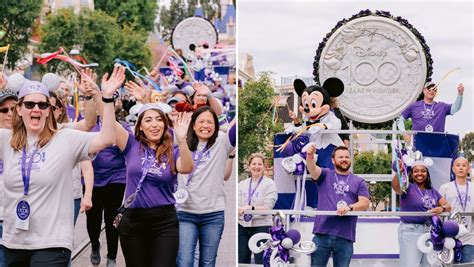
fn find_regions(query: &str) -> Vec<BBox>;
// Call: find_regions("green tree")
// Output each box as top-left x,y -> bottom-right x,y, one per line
94,0 -> 158,32
354,152 -> 392,210
40,9 -> 151,75
159,0 -> 188,41
460,132 -> 474,162
238,73 -> 283,177
0,2 -> 42,69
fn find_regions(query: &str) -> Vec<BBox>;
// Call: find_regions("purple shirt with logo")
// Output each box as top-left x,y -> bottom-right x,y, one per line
123,134 -> 179,208
401,100 -> 451,132
312,168 -> 369,242
400,182 -> 442,224
67,105 -> 83,122
90,121 -> 131,187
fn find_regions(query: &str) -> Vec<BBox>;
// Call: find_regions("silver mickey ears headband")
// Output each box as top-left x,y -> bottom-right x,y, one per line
402,150 -> 433,168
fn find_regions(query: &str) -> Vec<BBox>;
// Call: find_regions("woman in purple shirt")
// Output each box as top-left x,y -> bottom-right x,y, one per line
392,159 -> 450,267
114,103 -> 193,267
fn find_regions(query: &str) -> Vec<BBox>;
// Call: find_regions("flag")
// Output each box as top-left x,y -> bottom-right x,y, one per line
414,132 -> 460,190
168,56 -> 183,76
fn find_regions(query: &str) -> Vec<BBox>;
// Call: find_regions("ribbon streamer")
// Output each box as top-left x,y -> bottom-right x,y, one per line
114,58 -> 161,92
1,44 -> 10,72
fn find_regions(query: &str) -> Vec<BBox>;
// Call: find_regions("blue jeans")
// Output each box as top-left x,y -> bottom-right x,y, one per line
461,244 -> 474,263
398,223 -> 429,267
0,223 -> 5,267
311,233 -> 353,267
73,198 -> 81,226
177,211 -> 225,267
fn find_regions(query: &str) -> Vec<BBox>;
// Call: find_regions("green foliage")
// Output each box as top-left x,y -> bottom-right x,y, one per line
238,73 -> 283,176
0,1 -> 42,69
40,9 -> 151,76
159,0 -> 221,41
94,0 -> 158,32
354,151 -> 392,210
460,132 -> 474,162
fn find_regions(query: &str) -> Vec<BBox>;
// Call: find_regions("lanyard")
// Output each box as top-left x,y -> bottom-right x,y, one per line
415,186 -> 435,209
454,181 -> 469,212
21,147 -> 38,196
247,176 -> 263,205
185,146 -> 207,186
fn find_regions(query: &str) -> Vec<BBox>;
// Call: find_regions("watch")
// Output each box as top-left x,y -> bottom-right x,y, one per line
84,95 -> 93,101
102,96 -> 114,103
251,206 -> 255,210
349,206 -> 354,211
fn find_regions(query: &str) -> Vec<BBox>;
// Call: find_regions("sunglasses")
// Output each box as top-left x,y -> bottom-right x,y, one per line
22,101 -> 50,110
0,107 -> 14,114
425,85 -> 437,92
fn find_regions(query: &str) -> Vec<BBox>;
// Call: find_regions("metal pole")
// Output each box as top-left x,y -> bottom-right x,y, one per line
391,121 -> 397,212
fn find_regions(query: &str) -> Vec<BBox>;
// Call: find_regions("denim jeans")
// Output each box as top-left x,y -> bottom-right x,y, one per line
177,211 -> 225,267
0,223 -> 5,267
461,244 -> 474,263
311,233 -> 353,267
398,223 -> 430,267
73,198 -> 81,226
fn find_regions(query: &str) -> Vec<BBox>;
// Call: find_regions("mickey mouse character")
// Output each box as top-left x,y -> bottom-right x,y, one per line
286,77 -> 345,154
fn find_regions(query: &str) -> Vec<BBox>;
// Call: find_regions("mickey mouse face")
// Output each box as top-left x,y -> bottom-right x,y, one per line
300,91 -> 325,119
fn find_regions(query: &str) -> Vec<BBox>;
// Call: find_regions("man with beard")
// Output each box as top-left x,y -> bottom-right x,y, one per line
398,81 -> 464,144
306,145 -> 370,267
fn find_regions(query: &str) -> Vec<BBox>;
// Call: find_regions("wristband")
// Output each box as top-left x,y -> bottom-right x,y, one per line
84,95 -> 93,101
102,96 -> 114,103
251,206 -> 255,210
349,206 -> 354,211
228,154 -> 235,159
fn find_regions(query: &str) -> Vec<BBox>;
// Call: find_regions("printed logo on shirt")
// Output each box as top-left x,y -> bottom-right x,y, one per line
17,152 -> 46,172
422,195 -> 436,209
421,109 -> 435,120
142,154 -> 166,177
333,180 -> 349,195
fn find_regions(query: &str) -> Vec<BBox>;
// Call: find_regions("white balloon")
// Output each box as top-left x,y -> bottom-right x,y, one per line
281,238 -> 294,249
417,233 -> 433,254
427,250 -> 441,265
444,237 -> 455,250
248,233 -> 271,254
41,73 -> 62,92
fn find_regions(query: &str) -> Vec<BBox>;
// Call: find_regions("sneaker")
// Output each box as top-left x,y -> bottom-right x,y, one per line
90,244 -> 101,265
106,258 -> 116,267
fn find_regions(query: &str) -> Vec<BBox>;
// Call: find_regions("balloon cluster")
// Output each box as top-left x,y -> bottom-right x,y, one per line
281,135 -> 313,176
417,213 -> 468,265
248,212 -> 316,267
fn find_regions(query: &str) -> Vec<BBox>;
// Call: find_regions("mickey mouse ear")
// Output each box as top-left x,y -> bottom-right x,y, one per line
293,79 -> 307,97
41,73 -> 62,92
322,77 -> 344,97
424,158 -> 434,167
7,73 -> 26,93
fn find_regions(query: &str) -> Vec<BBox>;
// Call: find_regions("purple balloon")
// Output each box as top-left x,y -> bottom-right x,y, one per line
286,229 -> 301,244
431,216 -> 445,251
391,160 -> 398,172
443,220 -> 460,237
454,239 -> 463,262
282,142 -> 295,157
293,162 -> 305,175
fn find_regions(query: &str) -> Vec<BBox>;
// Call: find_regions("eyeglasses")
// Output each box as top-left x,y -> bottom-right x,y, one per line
22,101 -> 50,110
0,107 -> 14,114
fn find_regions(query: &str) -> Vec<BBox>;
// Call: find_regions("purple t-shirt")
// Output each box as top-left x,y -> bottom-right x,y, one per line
67,105 -> 83,122
401,100 -> 451,132
123,134 -> 179,208
90,121 -> 131,187
400,182 -> 442,224
312,168 -> 370,242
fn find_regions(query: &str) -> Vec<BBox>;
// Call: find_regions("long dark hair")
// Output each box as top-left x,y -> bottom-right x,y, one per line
409,165 -> 433,189
134,108 -> 175,174
186,106 -> 219,151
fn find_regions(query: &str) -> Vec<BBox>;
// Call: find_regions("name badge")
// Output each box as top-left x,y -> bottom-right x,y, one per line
16,200 -> 30,231
174,189 -> 189,204
241,214 -> 253,227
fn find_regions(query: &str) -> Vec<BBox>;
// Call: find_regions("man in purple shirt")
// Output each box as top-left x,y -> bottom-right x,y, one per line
306,145 -> 370,267
398,81 -> 464,144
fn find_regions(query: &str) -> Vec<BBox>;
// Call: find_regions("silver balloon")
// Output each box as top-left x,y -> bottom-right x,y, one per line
282,157 -> 296,173
437,247 -> 454,265
292,241 -> 317,254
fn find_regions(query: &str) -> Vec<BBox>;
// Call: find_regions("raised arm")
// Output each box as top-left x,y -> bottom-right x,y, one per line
450,83 -> 464,114
88,66 -> 125,154
174,112 -> 194,174
306,143 -> 322,181
392,159 -> 403,195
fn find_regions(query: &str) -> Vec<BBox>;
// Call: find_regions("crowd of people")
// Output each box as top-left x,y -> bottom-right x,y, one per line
0,48 -> 236,267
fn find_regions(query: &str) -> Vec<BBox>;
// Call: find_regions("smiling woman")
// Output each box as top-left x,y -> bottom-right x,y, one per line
0,66 -> 121,266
